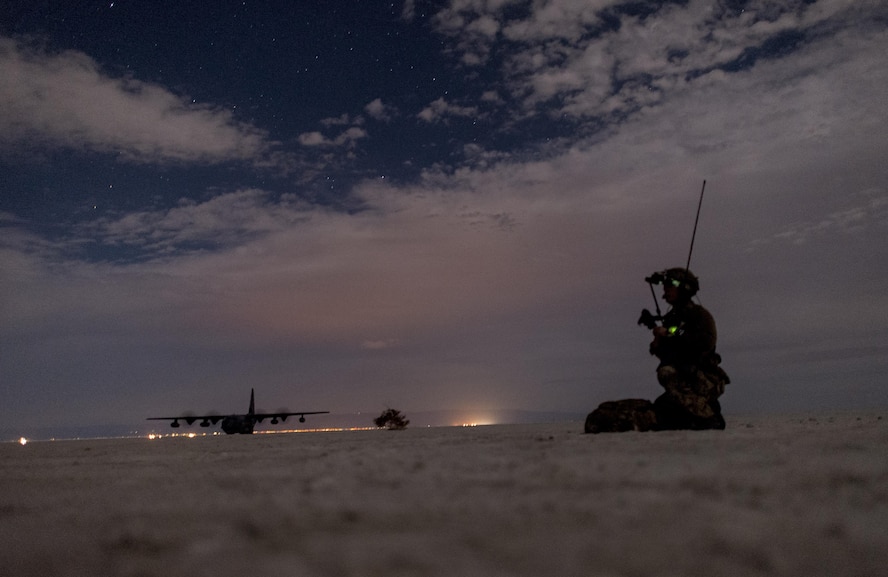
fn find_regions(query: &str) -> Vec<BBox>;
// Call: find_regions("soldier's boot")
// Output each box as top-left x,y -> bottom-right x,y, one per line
701,399 -> 726,430
690,412 -> 726,430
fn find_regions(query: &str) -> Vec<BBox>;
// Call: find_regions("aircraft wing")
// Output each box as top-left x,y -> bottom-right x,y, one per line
253,411 -> 330,423
146,415 -> 225,425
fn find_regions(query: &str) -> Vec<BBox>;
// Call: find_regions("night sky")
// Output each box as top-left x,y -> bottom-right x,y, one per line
2,1 -> 887,437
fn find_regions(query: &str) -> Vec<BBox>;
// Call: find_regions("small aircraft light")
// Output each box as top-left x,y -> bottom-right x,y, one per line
19,437 -> 28,446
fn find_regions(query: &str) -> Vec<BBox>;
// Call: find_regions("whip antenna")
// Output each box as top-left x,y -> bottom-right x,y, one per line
685,180 -> 706,271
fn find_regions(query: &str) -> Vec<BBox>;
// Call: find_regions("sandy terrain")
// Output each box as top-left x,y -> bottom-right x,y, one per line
1,413 -> 886,577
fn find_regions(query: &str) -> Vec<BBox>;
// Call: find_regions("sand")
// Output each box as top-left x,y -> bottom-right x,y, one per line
1,413 -> 886,577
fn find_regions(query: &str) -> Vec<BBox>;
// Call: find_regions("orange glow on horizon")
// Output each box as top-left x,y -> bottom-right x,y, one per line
455,413 -> 497,427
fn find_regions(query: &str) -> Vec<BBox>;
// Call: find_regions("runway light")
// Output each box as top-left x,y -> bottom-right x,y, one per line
19,437 -> 28,446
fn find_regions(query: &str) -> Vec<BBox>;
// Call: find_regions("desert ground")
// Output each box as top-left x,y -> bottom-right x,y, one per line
1,413 -> 886,577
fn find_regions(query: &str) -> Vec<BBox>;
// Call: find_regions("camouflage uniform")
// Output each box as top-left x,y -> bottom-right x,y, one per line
649,300 -> 729,430
584,399 -> 658,433
585,268 -> 729,434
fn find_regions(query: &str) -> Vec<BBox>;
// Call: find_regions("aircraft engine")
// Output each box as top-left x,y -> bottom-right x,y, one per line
170,420 -> 180,428
299,416 -> 306,423
270,418 -> 279,424
200,420 -> 210,427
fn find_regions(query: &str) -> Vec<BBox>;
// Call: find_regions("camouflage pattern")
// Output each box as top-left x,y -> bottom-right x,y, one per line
648,299 -> 729,430
585,274 -> 730,434
584,389 -> 727,433
584,399 -> 658,433
652,365 -> 727,430
656,365 -> 724,419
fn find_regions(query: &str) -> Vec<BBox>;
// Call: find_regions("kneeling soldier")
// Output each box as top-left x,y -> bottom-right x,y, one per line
585,268 -> 729,433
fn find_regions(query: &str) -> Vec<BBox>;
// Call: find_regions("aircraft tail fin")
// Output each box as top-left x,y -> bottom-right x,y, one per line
249,388 -> 255,416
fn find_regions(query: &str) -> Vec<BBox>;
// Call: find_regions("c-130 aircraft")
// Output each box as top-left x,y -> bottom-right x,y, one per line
147,389 -> 329,434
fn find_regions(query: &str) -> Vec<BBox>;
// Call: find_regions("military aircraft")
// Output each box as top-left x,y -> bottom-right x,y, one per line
147,389 -> 329,434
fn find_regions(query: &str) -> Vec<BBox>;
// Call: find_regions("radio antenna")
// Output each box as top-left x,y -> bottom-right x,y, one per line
685,180 -> 706,271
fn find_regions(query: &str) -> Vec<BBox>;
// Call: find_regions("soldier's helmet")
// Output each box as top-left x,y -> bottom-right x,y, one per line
663,267 -> 699,296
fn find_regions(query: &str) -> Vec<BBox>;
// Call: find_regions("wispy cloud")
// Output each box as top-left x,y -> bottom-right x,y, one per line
751,189 -> 888,247
364,98 -> 397,122
432,0 -> 884,122
83,189 -> 314,255
417,97 -> 479,123
0,37 -> 275,164
298,126 -> 369,148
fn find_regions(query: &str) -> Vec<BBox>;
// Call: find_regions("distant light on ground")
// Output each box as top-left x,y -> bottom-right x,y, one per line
19,437 -> 27,446
144,427 -> 373,440
457,413 -> 497,427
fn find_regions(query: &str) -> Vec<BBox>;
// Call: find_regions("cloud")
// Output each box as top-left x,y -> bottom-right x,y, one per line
432,0 -> 886,122
0,36 -> 274,164
320,113 -> 361,127
417,97 -> 479,123
500,0 -> 614,43
298,126 -> 368,148
83,189 -> 314,255
751,189 -> 888,247
361,339 -> 401,351
401,0 -> 416,22
298,131 -> 329,146
364,98 -> 396,122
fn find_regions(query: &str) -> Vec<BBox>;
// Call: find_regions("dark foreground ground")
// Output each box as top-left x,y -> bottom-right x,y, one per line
1,413 -> 886,577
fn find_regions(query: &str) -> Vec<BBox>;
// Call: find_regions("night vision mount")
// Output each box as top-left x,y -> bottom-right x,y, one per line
637,180 -> 707,331
638,270 -> 666,329
644,271 -> 668,285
